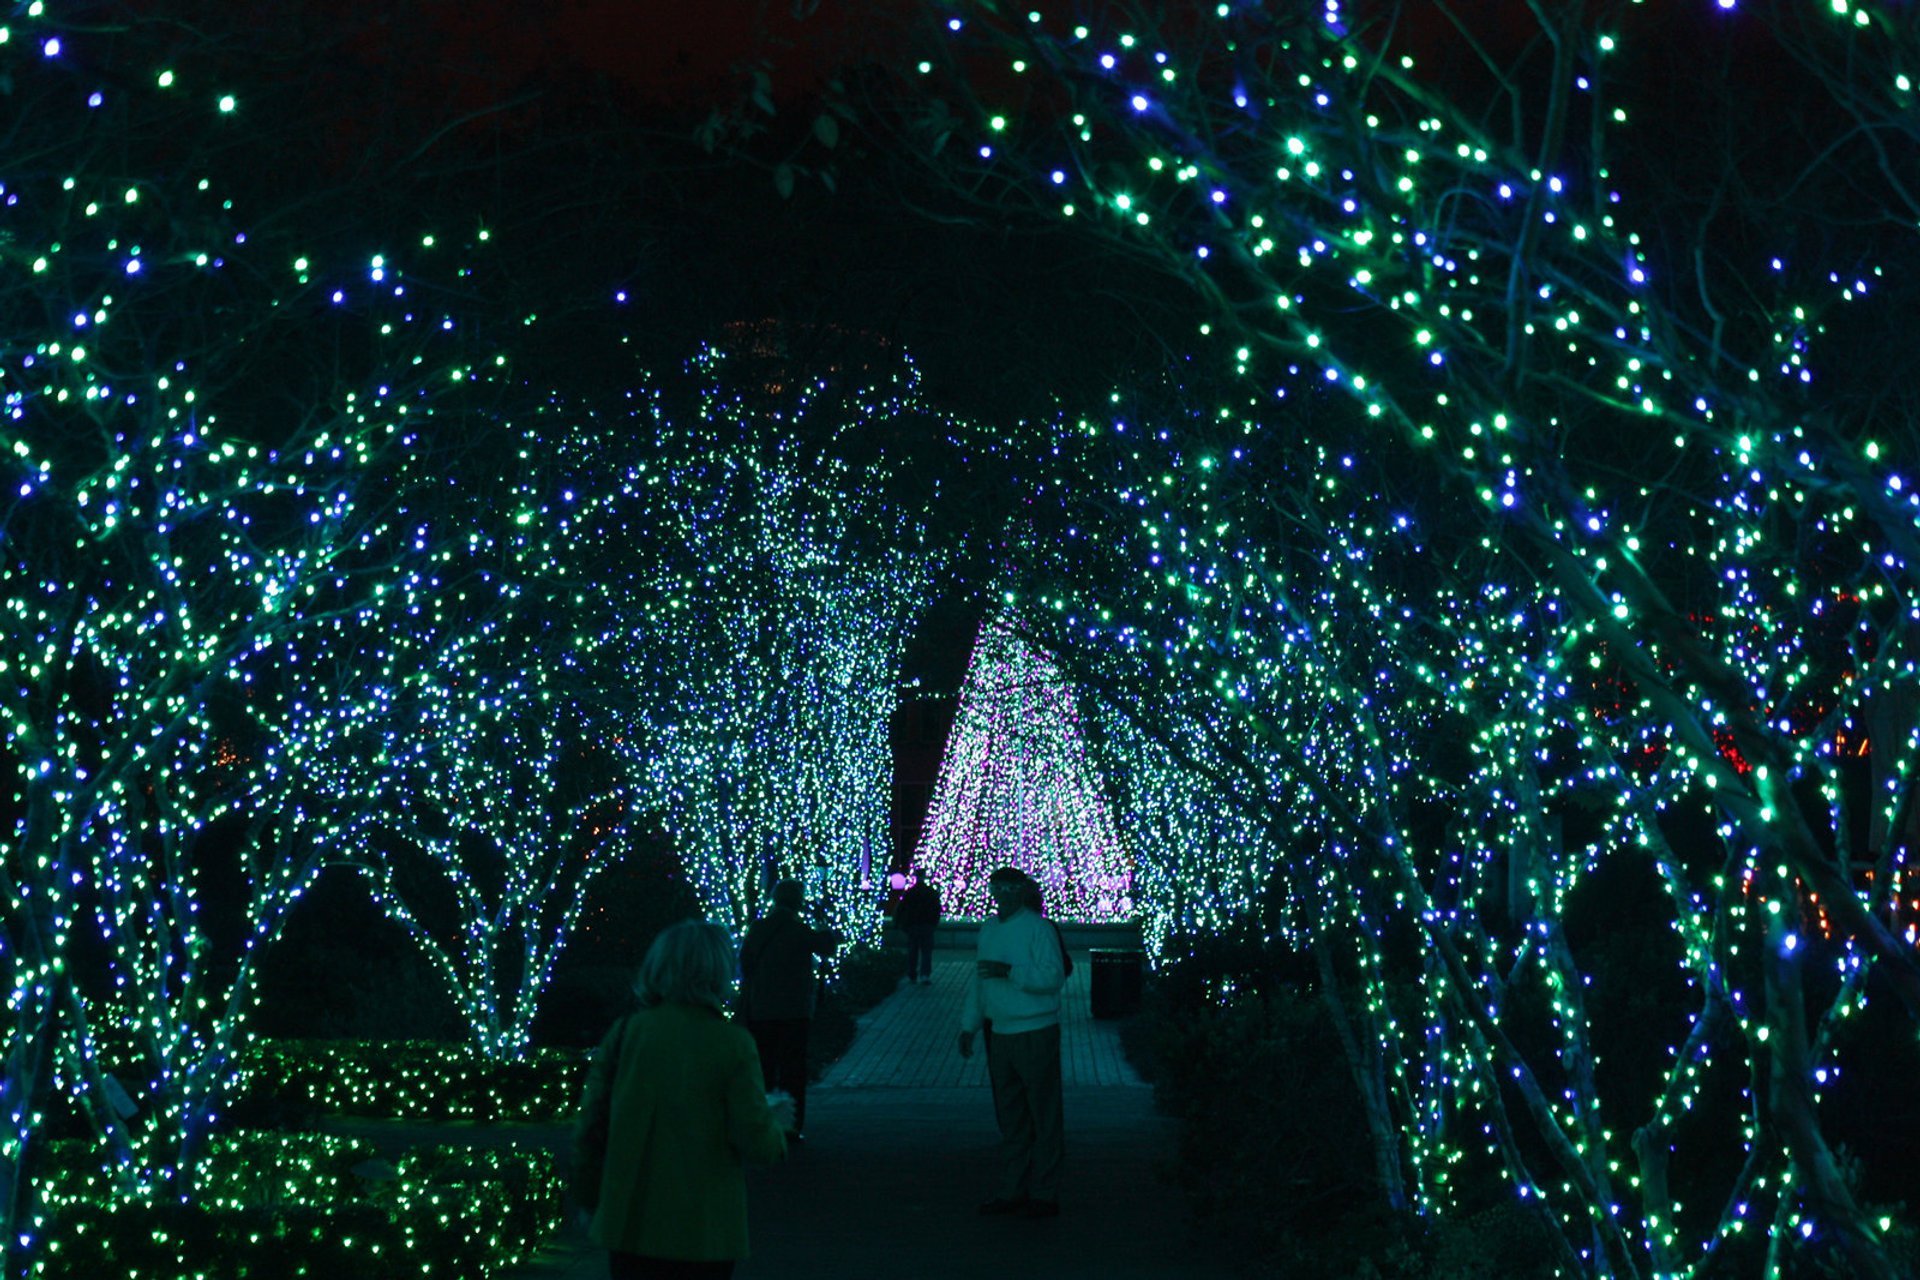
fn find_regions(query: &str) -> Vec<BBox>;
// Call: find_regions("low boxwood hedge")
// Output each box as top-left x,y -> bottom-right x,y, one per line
34,1131 -> 562,1279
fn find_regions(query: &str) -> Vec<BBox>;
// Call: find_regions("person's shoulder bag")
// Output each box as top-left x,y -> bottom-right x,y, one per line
1049,919 -> 1073,977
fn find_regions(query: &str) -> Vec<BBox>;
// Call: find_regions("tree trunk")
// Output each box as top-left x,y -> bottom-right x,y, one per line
1764,909 -> 1897,1280
1314,942 -> 1408,1212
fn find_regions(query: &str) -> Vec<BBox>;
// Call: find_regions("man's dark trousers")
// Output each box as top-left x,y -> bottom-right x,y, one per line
748,1017 -> 811,1133
904,924 -> 936,981
984,1023 -> 1064,1203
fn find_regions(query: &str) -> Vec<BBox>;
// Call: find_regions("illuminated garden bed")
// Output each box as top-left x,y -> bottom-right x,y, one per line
33,1132 -> 563,1280
231,1040 -> 588,1125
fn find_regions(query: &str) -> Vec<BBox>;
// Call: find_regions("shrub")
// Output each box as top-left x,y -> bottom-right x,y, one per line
1147,987 -> 1380,1265
1127,943 -> 1559,1279
231,1039 -> 587,1124
33,1132 -> 563,1279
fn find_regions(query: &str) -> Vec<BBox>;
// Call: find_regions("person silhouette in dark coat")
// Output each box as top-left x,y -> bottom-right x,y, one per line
739,878 -> 842,1139
899,869 -> 942,985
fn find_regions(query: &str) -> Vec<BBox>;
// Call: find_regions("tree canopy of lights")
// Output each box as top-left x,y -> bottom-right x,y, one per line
1092,656 -> 1288,963
342,612 -> 635,1063
0,219 -> 506,1231
913,613 -> 1133,922
291,399 -> 657,1066
569,340 -> 947,945
892,1 -> 1920,1276
0,0 -> 526,1258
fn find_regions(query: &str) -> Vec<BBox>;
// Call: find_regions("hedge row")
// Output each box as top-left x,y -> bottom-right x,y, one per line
35,1132 -> 563,1279
232,1039 -> 588,1124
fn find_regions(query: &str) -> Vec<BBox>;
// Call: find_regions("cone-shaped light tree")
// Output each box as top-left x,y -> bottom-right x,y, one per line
913,614 -> 1133,922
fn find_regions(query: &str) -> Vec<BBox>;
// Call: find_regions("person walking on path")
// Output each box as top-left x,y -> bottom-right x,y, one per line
573,920 -> 792,1280
898,869 -> 942,985
957,866 -> 1067,1219
739,878 -> 843,1140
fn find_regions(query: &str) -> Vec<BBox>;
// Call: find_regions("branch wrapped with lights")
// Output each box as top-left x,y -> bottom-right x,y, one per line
574,341 -> 946,944
0,0 -> 526,1249
907,3 -> 1920,1273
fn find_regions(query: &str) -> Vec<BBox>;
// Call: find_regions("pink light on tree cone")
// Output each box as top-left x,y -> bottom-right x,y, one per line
912,615 -> 1133,922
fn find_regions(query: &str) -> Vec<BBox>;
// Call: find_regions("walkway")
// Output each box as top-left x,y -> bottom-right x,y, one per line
515,950 -> 1235,1280
819,943 -> 1141,1088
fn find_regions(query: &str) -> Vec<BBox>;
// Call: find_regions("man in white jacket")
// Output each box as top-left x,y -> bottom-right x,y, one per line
957,866 -> 1067,1218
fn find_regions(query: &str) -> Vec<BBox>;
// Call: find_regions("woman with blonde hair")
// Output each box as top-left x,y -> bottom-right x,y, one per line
573,919 -> 791,1279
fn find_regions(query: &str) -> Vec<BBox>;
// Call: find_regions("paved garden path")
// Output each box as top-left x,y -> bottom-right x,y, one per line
514,949 -> 1236,1280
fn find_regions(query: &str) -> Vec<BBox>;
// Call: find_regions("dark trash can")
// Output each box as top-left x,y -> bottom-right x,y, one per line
1089,949 -> 1144,1020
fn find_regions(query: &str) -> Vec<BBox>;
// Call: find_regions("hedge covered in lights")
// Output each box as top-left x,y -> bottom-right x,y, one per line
231,1041 -> 588,1125
32,1133 -> 562,1280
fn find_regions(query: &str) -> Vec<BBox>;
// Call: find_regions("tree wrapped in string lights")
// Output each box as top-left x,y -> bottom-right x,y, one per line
576,340 -> 946,943
0,327 -> 500,1222
897,2 -> 1920,1274
282,397 -> 658,1064
992,390 -> 1502,1215
347,619 -> 634,1063
0,1 -> 524,1253
913,613 -> 1133,922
